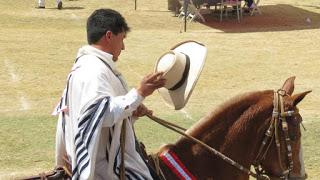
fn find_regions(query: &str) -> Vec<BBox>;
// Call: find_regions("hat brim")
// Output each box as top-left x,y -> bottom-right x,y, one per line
157,40 -> 207,110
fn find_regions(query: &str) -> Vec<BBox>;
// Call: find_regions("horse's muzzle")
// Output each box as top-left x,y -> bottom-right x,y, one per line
289,173 -> 308,180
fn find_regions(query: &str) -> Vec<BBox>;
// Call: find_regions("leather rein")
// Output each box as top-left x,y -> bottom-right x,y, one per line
147,90 -> 298,180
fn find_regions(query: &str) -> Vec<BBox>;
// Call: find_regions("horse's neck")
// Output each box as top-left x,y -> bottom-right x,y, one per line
157,91 -> 273,179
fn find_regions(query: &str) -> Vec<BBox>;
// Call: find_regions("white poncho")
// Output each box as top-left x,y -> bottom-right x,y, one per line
54,45 -> 153,180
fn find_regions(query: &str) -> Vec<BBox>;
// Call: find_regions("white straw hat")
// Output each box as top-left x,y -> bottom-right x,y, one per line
154,40 -> 207,110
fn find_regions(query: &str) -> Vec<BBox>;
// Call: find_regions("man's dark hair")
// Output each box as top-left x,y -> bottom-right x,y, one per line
86,8 -> 130,44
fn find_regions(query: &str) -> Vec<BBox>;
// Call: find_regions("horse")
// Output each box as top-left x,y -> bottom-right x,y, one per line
150,77 -> 310,180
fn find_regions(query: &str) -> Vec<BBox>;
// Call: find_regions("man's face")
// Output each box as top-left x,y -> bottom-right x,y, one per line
109,31 -> 126,61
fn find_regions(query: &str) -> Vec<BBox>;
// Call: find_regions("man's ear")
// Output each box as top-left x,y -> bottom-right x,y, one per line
105,31 -> 112,40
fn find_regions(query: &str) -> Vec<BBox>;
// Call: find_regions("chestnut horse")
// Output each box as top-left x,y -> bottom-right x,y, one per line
152,77 -> 310,180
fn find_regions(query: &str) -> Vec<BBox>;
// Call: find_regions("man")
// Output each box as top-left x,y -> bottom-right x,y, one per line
38,0 -> 62,9
53,8 -> 165,180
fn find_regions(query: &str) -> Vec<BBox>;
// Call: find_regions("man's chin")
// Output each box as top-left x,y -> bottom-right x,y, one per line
112,57 -> 118,62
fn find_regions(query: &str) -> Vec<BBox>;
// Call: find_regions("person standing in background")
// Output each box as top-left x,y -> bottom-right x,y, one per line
38,0 -> 62,9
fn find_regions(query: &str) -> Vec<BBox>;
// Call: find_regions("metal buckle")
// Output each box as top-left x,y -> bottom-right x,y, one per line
281,111 -> 295,117
277,89 -> 287,96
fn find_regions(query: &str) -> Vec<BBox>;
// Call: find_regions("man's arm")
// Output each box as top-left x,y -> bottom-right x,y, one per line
101,71 -> 165,126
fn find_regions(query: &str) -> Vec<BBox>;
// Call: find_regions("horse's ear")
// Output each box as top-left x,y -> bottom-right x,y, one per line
292,90 -> 312,106
281,76 -> 296,95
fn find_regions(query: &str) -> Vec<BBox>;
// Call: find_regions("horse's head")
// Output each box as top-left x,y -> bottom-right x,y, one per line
258,77 -> 311,180
154,77 -> 311,180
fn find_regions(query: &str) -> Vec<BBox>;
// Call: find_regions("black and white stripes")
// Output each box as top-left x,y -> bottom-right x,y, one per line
72,97 -> 110,180
113,148 -> 146,180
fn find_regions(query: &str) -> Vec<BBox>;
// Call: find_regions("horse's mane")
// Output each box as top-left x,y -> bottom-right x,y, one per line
184,90 -> 274,141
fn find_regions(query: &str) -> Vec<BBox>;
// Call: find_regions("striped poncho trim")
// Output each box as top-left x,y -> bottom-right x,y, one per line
72,97 -> 110,180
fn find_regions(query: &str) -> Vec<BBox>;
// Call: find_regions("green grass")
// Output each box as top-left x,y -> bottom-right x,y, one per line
0,0 -> 320,179
0,114 -> 56,177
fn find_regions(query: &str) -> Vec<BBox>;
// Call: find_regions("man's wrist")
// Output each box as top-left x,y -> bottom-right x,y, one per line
137,87 -> 146,97
134,88 -> 146,101
126,89 -> 144,111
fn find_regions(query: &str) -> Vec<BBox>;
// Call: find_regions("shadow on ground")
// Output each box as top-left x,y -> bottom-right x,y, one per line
45,6 -> 84,10
199,4 -> 320,33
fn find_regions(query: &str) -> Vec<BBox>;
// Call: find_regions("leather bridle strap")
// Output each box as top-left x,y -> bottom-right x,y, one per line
275,92 -> 287,176
276,90 -> 294,178
252,91 -> 279,177
253,117 -> 275,172
253,90 -> 296,179
279,91 -> 294,171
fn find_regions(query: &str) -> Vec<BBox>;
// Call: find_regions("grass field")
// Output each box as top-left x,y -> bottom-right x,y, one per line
0,0 -> 319,179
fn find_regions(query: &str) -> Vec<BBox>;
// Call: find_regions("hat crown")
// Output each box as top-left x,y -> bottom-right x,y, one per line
155,40 -> 207,110
156,51 -> 187,89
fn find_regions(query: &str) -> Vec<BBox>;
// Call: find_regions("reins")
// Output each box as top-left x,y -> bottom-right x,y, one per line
120,119 -> 127,180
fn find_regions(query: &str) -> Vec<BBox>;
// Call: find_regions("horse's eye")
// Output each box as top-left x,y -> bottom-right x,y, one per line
294,114 -> 303,124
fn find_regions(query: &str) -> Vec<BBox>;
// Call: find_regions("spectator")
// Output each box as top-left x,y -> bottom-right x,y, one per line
37,0 -> 62,9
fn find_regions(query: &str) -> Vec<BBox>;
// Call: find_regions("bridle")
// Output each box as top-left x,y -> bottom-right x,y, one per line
253,90 -> 298,180
147,90 -> 304,180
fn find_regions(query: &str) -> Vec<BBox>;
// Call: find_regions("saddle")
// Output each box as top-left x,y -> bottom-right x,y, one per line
19,166 -> 71,180
136,141 -> 165,180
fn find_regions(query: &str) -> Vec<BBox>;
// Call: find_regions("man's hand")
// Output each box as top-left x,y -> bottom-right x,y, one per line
132,104 -> 153,117
137,72 -> 166,97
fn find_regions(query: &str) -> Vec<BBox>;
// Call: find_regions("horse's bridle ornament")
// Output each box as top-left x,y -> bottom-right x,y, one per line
253,90 -> 299,180
147,90 -> 303,180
